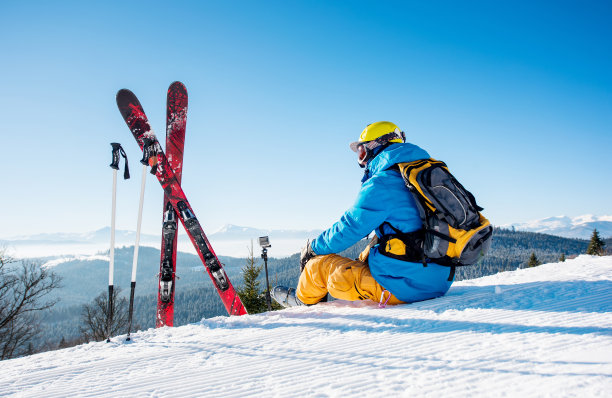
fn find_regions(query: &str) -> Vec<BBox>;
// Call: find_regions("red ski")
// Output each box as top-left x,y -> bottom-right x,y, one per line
156,82 -> 188,327
117,88 -> 247,316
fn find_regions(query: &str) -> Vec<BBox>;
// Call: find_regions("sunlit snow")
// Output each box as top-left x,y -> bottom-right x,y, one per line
1,255 -> 610,396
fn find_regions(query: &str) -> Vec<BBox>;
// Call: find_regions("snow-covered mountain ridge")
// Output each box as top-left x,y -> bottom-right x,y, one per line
503,214 -> 612,239
2,255 -> 610,397
212,223 -> 322,239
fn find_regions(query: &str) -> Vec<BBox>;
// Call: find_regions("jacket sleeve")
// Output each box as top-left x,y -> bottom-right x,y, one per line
311,172 -> 396,255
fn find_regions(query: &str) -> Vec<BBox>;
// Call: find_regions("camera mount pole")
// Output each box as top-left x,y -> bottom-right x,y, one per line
261,247 -> 272,311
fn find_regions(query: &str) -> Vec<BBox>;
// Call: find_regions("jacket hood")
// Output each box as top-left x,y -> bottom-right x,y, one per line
367,143 -> 430,175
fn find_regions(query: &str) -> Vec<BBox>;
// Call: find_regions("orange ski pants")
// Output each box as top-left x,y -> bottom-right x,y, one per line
296,254 -> 404,306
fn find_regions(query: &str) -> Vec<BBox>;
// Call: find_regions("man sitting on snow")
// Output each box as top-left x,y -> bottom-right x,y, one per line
272,121 -> 455,307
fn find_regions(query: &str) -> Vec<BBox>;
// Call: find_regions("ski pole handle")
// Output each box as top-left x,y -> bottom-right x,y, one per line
140,138 -> 160,175
110,143 -> 121,169
110,142 -> 130,179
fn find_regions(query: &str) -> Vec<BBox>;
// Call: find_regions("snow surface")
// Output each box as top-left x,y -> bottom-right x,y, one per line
1,255 -> 611,397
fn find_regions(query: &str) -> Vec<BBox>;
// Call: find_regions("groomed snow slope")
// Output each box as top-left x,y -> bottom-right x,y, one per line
1,256 -> 611,397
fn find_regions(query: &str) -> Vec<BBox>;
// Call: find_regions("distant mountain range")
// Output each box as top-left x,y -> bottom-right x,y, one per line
3,214 -> 609,259
210,224 -> 323,241
502,215 -> 612,240
0,224 -> 323,259
0,227 -> 161,259
3,227 -> 159,245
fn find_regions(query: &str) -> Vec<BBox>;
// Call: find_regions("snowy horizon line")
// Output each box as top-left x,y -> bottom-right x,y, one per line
3,213 -> 612,241
0,223 -> 324,241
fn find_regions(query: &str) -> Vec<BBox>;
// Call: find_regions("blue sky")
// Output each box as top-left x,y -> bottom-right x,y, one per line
0,0 -> 610,237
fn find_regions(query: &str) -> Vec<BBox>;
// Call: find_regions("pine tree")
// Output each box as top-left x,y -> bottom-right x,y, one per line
527,252 -> 541,268
586,229 -> 606,256
237,244 -> 268,314
58,336 -> 69,349
559,253 -> 566,262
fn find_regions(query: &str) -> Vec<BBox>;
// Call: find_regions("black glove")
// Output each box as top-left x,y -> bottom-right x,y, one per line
300,240 -> 316,272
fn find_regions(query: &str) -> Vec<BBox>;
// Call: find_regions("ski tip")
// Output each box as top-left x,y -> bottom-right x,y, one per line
116,88 -> 133,97
168,81 -> 187,93
116,88 -> 136,106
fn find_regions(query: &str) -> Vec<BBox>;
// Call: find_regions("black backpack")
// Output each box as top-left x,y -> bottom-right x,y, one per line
379,158 -> 493,271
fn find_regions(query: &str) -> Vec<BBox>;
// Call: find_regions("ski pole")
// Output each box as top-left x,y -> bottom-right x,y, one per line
108,143 -> 129,342
126,139 -> 156,341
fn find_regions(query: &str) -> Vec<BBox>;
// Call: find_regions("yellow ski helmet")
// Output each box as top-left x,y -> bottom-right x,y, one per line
350,121 -> 405,166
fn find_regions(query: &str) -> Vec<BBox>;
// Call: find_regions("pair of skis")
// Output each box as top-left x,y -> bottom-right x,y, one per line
116,83 -> 247,334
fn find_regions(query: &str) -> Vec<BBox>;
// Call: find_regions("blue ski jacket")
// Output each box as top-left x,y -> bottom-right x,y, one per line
311,143 -> 454,303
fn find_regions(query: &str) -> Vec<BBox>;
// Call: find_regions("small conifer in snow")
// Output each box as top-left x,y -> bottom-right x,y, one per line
237,244 -> 268,314
528,252 -> 541,268
586,229 -> 606,256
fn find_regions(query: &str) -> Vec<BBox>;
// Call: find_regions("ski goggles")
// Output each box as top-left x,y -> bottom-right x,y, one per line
356,143 -> 369,166
351,130 -> 406,166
